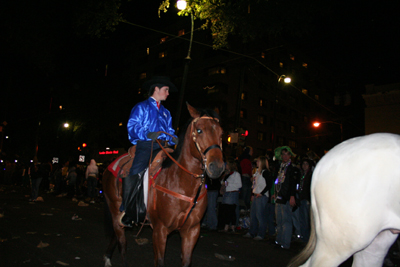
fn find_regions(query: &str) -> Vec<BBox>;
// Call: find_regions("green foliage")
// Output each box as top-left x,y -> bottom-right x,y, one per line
159,0 -> 332,49
73,0 -> 124,38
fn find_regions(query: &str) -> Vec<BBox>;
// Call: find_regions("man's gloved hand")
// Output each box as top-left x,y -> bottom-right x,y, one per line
172,137 -> 179,146
147,132 -> 160,141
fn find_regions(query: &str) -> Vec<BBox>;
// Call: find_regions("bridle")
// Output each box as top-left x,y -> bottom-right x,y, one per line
149,115 -> 223,229
156,115 -> 222,179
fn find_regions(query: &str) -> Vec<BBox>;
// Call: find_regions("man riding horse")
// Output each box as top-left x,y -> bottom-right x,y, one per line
119,76 -> 178,228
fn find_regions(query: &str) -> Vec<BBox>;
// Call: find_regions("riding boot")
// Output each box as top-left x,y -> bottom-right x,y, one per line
120,174 -> 139,227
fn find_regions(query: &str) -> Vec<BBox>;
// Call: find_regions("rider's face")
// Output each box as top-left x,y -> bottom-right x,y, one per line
154,86 -> 170,101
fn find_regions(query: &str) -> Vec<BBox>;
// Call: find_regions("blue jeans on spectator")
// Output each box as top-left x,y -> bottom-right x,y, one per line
266,202 -> 276,236
205,190 -> 219,230
292,205 -> 301,238
87,176 -> 98,198
31,177 -> 42,200
299,199 -> 311,243
275,201 -> 293,248
222,191 -> 240,227
249,195 -> 268,238
241,175 -> 252,209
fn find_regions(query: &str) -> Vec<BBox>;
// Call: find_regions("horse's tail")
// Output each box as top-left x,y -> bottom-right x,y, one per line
287,208 -> 317,267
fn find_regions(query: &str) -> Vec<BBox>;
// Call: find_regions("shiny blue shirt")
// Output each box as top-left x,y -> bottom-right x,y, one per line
127,97 -> 177,145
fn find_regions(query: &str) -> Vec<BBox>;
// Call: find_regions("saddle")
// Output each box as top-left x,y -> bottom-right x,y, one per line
109,145 -> 174,181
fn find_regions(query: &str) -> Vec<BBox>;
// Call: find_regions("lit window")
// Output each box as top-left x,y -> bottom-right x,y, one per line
288,140 -> 296,148
178,29 -> 185,36
147,48 -> 150,55
302,62 -> 308,68
140,72 -> 146,79
259,99 -> 263,107
261,52 -> 265,59
240,109 -> 247,119
241,92 -> 247,100
257,132 -> 264,141
208,66 -> 226,75
138,88 -> 142,95
59,105 -> 62,110
119,122 -> 123,126
258,115 -> 264,124
159,51 -> 167,58
315,95 -> 319,100
279,62 -> 283,68
290,126 -> 296,133
160,36 -> 168,43
290,54 -> 295,61
302,89 -> 308,95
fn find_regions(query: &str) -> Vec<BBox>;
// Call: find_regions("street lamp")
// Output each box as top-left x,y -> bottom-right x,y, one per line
174,0 -> 194,129
271,75 -> 291,148
312,120 -> 343,142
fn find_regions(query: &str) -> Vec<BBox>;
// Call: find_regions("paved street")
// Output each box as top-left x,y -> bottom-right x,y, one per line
0,185 -> 397,267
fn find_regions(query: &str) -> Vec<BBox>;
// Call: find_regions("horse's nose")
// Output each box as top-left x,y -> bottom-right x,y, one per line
208,162 -> 225,178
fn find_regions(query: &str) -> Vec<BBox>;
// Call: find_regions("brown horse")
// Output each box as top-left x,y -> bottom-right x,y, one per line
102,103 -> 225,267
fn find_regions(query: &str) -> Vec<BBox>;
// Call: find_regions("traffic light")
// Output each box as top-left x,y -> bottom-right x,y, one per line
238,128 -> 248,146
82,143 -> 87,148
228,132 -> 238,144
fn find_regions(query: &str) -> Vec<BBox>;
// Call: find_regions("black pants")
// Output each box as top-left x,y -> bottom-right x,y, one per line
218,204 -> 237,228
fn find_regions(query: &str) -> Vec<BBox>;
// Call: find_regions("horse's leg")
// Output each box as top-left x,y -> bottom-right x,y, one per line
152,224 -> 169,267
352,230 -> 398,267
180,224 -> 201,267
104,232 -> 118,267
112,213 -> 129,267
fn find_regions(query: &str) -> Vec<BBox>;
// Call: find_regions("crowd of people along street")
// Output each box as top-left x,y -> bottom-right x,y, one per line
0,158 -> 106,205
202,145 -> 317,250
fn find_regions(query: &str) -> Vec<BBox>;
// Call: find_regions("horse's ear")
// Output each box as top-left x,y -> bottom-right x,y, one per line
186,102 -> 200,119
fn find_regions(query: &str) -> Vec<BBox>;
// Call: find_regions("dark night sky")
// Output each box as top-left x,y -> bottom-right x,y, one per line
0,0 -> 398,159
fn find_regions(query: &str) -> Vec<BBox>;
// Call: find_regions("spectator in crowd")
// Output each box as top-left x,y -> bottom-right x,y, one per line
202,174 -> 221,231
86,159 -> 99,204
239,146 -> 253,211
28,160 -> 43,202
243,156 -> 272,240
52,163 -> 63,195
273,146 -> 300,249
67,162 -> 78,199
218,160 -> 242,232
297,158 -> 314,243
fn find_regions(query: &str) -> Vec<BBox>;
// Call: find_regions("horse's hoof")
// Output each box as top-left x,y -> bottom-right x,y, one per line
103,255 -> 112,267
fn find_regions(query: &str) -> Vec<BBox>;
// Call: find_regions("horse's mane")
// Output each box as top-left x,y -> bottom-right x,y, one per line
162,107 -> 220,169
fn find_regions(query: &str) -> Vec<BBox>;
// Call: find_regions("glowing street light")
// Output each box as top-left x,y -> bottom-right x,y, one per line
278,75 -> 291,84
312,120 -> 343,142
177,0 -> 187,10
63,122 -> 70,129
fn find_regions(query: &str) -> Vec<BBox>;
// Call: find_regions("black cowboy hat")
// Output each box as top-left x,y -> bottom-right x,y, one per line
142,76 -> 178,93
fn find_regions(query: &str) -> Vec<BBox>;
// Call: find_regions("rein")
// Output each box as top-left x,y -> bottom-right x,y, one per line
150,115 -> 221,229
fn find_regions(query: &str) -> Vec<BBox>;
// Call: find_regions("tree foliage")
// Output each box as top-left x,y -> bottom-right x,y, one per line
159,0 -> 332,49
73,0 -> 124,38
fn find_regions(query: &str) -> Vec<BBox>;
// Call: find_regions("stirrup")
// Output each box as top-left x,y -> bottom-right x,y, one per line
119,211 -> 133,228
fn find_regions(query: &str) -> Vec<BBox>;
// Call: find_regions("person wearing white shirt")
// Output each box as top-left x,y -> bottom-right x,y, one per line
219,160 -> 242,232
243,156 -> 272,240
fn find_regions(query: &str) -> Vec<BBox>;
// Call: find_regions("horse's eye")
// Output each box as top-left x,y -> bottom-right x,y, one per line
197,129 -> 202,134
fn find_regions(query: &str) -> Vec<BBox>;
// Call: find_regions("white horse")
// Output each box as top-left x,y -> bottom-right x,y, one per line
289,133 -> 400,267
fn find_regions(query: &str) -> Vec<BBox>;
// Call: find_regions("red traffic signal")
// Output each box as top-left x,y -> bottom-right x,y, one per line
82,143 -> 87,148
241,130 -> 248,137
